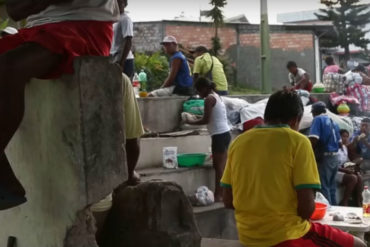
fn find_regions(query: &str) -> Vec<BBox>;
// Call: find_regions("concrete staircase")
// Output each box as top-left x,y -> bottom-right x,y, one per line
137,133 -> 239,241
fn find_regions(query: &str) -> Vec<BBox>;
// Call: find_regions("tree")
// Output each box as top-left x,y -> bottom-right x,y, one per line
206,0 -> 227,56
315,0 -> 370,63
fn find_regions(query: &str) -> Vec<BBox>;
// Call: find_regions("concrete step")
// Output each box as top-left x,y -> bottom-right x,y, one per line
201,238 -> 242,247
138,165 -> 215,195
194,203 -> 238,240
138,134 -> 211,169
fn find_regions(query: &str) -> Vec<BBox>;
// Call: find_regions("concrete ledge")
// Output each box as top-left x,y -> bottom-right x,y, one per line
138,93 -> 331,133
138,134 -> 211,169
138,165 -> 214,195
2,57 -> 126,247
195,203 -> 238,240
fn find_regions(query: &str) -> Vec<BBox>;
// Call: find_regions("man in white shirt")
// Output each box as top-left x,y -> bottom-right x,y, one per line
111,0 -> 135,79
0,0 -> 119,210
287,61 -> 313,92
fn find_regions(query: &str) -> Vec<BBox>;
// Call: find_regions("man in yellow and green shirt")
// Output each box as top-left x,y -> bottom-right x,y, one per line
193,46 -> 228,95
221,90 -> 365,247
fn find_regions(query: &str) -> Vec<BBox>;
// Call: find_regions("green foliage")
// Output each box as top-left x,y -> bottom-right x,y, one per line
210,37 -> 222,56
207,0 -> 227,56
315,1 -> 370,61
217,53 -> 236,86
134,52 -> 169,91
0,18 -> 8,31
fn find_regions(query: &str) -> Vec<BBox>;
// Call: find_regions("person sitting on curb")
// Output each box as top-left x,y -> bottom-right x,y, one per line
336,129 -> 363,206
192,46 -> 228,95
287,61 -> 313,92
149,36 -> 193,97
348,118 -> 370,172
221,89 -> 366,247
0,0 -> 120,210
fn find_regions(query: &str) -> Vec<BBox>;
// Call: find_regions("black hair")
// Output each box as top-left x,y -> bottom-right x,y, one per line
194,77 -> 216,91
325,56 -> 334,66
340,129 -> 349,136
286,61 -> 297,69
195,46 -> 208,53
362,118 -> 370,123
264,89 -> 303,124
353,65 -> 366,74
312,105 -> 326,116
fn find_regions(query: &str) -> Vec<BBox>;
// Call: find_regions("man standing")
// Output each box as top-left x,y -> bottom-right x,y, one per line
110,0 -> 135,79
193,46 -> 228,95
0,0 -> 120,210
309,101 -> 342,205
149,36 -> 193,97
221,90 -> 365,247
287,61 -> 313,92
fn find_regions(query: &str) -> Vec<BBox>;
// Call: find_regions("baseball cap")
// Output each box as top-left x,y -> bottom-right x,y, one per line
2,27 -> 18,35
311,101 -> 327,114
160,36 -> 178,45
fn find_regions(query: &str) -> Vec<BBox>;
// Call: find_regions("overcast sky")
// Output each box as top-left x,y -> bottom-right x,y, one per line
127,0 -> 370,24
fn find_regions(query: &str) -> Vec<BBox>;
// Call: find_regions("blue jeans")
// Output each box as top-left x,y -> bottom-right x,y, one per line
317,154 -> 341,205
216,90 -> 228,96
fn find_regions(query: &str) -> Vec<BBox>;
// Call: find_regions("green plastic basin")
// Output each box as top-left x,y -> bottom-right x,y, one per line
313,87 -> 325,93
177,153 -> 207,167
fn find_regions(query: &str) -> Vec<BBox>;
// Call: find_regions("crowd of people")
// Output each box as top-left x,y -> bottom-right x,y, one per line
1,0 -> 370,247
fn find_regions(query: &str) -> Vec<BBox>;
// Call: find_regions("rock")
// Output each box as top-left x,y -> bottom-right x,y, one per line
64,209 -> 99,247
102,181 -> 201,247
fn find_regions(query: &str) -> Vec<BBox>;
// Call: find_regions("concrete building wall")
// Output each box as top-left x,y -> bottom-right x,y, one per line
1,57 -> 126,247
133,21 -> 316,89
133,21 -> 165,53
166,24 -> 237,51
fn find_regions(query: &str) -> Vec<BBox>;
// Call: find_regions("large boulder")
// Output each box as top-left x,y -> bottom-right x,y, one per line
103,181 -> 201,247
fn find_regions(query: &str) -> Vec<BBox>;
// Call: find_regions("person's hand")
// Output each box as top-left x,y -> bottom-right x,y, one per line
343,169 -> 355,175
357,133 -> 366,142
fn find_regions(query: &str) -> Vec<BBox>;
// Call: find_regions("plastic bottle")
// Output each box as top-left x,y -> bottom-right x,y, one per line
362,186 -> 370,217
132,73 -> 140,98
138,69 -> 147,91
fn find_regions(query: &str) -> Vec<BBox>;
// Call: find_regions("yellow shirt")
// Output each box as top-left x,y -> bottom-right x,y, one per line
122,73 -> 144,139
221,125 -> 321,247
193,53 -> 228,91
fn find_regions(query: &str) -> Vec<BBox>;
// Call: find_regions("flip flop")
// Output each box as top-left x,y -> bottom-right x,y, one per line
0,186 -> 27,210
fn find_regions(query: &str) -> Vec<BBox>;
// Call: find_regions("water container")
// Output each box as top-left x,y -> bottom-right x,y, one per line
362,186 -> 370,218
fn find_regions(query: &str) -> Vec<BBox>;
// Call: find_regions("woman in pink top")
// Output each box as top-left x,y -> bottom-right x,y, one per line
324,56 -> 343,74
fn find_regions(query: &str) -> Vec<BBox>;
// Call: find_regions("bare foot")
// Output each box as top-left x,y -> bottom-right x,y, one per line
127,171 -> 141,186
214,194 -> 223,203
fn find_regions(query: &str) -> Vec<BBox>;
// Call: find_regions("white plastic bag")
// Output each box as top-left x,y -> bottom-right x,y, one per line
315,192 -> 330,207
163,147 -> 178,169
194,186 -> 215,206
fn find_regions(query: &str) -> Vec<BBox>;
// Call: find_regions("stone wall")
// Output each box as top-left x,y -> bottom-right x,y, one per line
1,57 -> 126,247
